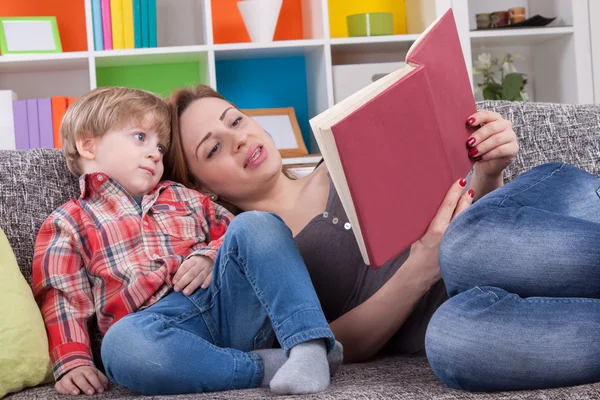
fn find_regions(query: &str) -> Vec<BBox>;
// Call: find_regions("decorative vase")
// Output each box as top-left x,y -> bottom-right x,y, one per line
508,7 -> 527,25
237,0 -> 283,43
490,11 -> 509,28
347,12 -> 394,37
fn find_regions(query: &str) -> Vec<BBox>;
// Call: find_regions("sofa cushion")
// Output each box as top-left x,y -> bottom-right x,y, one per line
0,227 -> 52,397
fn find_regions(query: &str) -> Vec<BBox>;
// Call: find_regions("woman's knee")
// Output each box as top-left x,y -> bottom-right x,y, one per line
226,211 -> 293,252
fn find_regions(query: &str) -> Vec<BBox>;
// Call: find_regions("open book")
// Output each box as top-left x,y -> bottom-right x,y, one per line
309,9 -> 476,269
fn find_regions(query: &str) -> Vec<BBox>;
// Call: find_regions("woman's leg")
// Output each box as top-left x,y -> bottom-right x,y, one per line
102,211 -> 335,395
440,162 -> 600,297
425,286 -> 600,391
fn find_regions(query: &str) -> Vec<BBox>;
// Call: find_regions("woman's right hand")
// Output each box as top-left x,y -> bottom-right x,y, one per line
408,179 -> 474,286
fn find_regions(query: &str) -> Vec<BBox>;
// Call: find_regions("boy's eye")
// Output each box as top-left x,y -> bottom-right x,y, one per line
157,144 -> 166,154
208,143 -> 219,159
134,132 -> 146,141
231,116 -> 243,128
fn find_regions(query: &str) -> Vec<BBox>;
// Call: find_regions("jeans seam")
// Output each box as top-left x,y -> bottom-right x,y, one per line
497,162 -> 566,208
281,328 -> 336,354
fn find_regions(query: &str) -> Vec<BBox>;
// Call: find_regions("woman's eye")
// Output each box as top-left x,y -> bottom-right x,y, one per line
208,143 -> 220,159
134,132 -> 146,142
157,144 -> 166,154
231,116 -> 243,128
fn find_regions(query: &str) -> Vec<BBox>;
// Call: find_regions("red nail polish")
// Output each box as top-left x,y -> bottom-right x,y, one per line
469,148 -> 479,157
467,137 -> 476,147
468,189 -> 475,198
459,179 -> 467,187
467,117 -> 476,125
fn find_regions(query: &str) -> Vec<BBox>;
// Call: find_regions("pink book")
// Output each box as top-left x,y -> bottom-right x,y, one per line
310,10 -> 476,268
102,0 -> 113,50
12,100 -> 29,150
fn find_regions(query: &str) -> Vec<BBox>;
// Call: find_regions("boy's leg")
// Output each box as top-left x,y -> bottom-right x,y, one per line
203,211 -> 336,394
425,286 -> 600,391
440,162 -> 600,297
101,290 -> 264,395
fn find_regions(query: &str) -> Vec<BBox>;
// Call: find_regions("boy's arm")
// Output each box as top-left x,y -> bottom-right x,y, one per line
185,192 -> 234,261
33,213 -> 97,380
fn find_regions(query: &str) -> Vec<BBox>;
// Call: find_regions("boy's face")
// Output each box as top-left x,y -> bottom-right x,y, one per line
89,115 -> 168,196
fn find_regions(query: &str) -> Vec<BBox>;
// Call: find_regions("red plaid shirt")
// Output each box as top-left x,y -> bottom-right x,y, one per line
33,172 -> 233,379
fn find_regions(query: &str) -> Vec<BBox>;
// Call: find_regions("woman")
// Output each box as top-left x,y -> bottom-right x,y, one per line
165,85 -> 600,391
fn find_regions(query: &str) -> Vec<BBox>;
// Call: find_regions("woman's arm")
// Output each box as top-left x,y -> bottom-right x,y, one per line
329,178 -> 475,363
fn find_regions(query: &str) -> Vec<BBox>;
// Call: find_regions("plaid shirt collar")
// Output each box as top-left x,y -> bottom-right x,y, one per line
78,172 -> 175,202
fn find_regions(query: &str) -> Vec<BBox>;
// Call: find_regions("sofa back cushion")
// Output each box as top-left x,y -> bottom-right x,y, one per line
1,101 -> 600,286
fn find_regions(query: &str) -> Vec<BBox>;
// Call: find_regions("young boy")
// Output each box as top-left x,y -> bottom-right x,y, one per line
33,87 -> 341,396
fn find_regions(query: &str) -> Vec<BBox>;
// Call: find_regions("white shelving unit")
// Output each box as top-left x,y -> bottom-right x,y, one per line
0,0 -> 596,156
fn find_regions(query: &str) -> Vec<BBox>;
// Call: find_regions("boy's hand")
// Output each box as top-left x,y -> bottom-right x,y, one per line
173,256 -> 214,295
55,366 -> 109,395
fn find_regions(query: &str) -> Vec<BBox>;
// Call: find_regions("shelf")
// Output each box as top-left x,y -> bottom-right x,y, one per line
470,27 -> 575,46
214,40 -> 326,60
0,52 -> 90,73
330,35 -> 419,59
282,155 -> 322,165
94,46 -> 209,67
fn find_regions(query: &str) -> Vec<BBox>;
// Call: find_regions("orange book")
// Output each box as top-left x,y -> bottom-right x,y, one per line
67,97 -> 77,107
51,97 -> 69,148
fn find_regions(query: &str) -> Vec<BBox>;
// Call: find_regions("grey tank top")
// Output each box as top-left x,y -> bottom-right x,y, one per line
294,172 -> 448,355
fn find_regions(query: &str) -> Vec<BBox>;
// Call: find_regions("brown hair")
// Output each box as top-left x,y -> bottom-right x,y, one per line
61,86 -> 171,176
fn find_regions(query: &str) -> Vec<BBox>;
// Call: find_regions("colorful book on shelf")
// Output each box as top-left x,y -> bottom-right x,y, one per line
92,0 -> 104,50
148,0 -> 157,47
123,0 -> 135,48
67,97 -> 77,108
140,0 -> 149,48
0,91 -> 17,150
102,0 -> 113,50
37,98 -> 54,148
133,0 -> 142,48
12,100 -> 29,150
26,99 -> 40,149
51,97 -> 69,149
309,9 -> 476,269
111,0 -> 125,49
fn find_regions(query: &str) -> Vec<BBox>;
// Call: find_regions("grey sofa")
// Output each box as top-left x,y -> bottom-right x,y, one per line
2,100 -> 600,399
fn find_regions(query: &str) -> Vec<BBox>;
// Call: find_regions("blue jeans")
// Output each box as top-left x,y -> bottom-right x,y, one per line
101,211 -> 334,395
426,163 -> 600,392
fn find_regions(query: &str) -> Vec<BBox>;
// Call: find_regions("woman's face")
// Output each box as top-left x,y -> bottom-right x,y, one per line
179,97 -> 283,202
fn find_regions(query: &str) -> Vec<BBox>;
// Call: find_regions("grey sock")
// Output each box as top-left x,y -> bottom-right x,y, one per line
269,339 -> 330,395
255,341 -> 344,388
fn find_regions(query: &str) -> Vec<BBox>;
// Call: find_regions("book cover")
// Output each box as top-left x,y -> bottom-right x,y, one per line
141,0 -> 149,48
92,0 -> 104,51
51,97 -> 69,149
133,0 -> 142,48
111,0 -> 125,49
12,100 -> 29,150
123,0 -> 135,48
310,9 -> 476,268
26,99 -> 40,149
37,98 -> 54,148
148,0 -> 157,47
102,0 -> 113,50
67,97 -> 77,107
0,90 -> 17,150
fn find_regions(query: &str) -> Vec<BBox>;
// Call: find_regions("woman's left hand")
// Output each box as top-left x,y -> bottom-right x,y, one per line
466,110 -> 519,178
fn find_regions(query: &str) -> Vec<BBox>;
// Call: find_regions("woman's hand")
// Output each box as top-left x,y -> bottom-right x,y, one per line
466,110 -> 519,178
408,179 -> 474,286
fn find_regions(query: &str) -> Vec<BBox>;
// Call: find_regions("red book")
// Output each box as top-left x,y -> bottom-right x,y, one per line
51,96 -> 69,148
309,9 -> 476,268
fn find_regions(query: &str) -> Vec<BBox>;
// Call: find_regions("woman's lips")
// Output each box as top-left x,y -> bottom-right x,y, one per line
244,146 -> 267,169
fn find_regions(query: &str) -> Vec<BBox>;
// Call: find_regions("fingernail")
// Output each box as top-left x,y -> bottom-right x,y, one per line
88,390 -> 94,395
459,179 -> 467,187
72,391 -> 79,395
468,189 -> 475,198
467,137 -> 476,147
467,117 -> 476,125
469,148 -> 479,157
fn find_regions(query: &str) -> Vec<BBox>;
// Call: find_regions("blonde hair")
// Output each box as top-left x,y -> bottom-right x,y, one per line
61,86 -> 171,176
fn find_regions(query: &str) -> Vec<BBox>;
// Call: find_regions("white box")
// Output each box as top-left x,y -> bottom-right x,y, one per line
0,90 -> 17,150
332,61 -> 405,103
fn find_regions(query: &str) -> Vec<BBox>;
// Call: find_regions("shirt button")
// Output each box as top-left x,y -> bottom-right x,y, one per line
332,217 -> 339,224
169,205 -> 176,211
323,212 -> 329,218
344,222 -> 352,230
97,175 -> 104,182
142,220 -> 149,226
152,254 -> 160,260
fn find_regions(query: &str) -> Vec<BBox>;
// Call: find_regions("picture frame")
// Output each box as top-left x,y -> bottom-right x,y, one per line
0,17 -> 63,55
242,107 -> 308,158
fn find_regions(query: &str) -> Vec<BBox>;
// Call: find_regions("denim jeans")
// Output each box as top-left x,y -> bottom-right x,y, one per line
426,162 -> 600,392
101,211 -> 334,395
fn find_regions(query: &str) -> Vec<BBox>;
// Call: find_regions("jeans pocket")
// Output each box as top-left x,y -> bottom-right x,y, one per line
253,317 -> 275,350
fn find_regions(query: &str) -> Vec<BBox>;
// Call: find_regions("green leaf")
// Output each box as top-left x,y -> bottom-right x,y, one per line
502,73 -> 524,100
483,83 -> 503,100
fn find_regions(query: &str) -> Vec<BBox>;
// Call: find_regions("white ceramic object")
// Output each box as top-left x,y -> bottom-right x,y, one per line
237,0 -> 283,43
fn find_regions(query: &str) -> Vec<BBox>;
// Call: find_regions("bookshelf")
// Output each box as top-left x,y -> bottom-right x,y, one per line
0,0 -> 596,156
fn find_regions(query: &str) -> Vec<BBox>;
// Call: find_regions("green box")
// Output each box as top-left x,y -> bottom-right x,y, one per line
0,17 -> 62,54
347,12 -> 394,37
